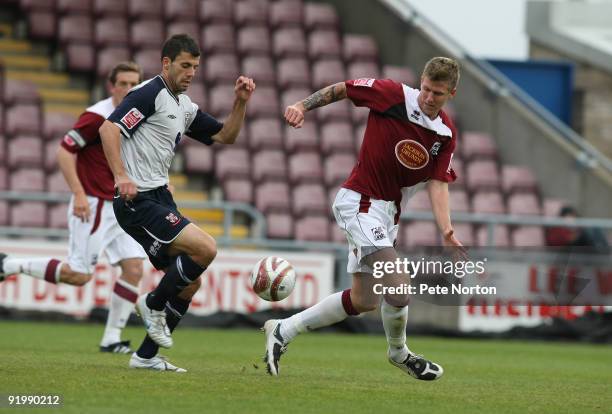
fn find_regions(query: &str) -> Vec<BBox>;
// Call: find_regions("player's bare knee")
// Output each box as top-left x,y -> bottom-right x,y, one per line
384,293 -> 410,308
62,271 -> 92,286
351,294 -> 378,313
119,259 -> 143,285
194,236 -> 217,267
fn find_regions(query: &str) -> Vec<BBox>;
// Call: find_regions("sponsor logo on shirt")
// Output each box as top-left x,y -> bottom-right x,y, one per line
121,108 -> 145,129
371,226 -> 385,241
395,139 -> 430,170
430,141 -> 441,156
409,109 -> 421,122
62,134 -> 76,147
353,78 -> 375,87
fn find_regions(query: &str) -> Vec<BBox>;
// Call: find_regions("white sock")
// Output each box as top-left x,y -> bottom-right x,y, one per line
3,258 -> 62,283
280,291 -> 349,342
101,278 -> 139,346
381,299 -> 409,362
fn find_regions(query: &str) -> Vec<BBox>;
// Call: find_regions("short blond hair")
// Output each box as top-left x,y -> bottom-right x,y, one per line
108,61 -> 143,85
422,57 -> 460,90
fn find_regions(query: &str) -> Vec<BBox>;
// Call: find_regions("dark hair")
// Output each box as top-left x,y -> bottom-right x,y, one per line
161,34 -> 200,61
108,61 -> 142,85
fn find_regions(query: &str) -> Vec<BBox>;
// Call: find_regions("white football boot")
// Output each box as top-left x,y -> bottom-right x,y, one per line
129,353 -> 186,373
135,294 -> 173,348
262,319 -> 288,376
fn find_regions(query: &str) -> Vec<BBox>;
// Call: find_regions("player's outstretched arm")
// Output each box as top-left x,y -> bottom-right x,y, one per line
212,76 -> 256,144
427,179 -> 467,258
285,82 -> 347,128
56,146 -> 90,222
99,120 -> 137,200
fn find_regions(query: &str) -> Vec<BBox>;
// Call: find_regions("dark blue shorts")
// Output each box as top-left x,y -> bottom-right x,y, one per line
113,186 -> 191,270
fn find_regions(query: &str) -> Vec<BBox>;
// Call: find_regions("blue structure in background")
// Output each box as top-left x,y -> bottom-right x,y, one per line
487,59 -> 574,126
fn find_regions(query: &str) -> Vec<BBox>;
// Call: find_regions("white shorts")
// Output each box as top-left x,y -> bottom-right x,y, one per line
67,195 -> 147,274
332,188 -> 399,274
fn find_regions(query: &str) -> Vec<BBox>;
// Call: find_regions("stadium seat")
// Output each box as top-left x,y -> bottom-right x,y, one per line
449,189 -> 471,212
205,54 -> 239,86
304,3 -> 339,31
507,193 -> 541,216
208,84 -> 236,117
270,0 -> 303,29
42,112 -> 76,141
95,17 -> 129,47
249,118 -> 283,151
450,157 -> 465,188
252,150 -> 287,182
472,191 -> 506,214
20,0 -> 55,12
266,212 -> 294,239
292,183 -> 327,217
242,56 -> 276,86
199,0 -> 234,24
48,203 -> 69,229
328,185 -> 341,208
215,148 -> 250,181
188,83 -> 207,107
8,135 -> 43,168
5,104 -> 41,136
476,224 -> 510,247
312,59 -> 346,89
280,87 -> 310,109
255,181 -> 290,213
10,201 -> 47,228
512,226 -> 545,247
347,61 -> 381,82
401,221 -> 438,248
133,48 -> 160,79
277,58 -> 311,90
0,167 -> 7,191
166,21 -> 200,41
461,131 -> 498,162
501,165 -> 538,195
96,47 -> 130,79
237,26 -> 271,56
0,200 -> 8,225
453,223 -> 475,246
331,220 -> 346,243
308,30 -> 341,60
182,145 -> 213,173
44,140 -> 59,171
405,190 -> 431,211
295,216 -> 330,242
323,153 -> 355,187
58,15 -> 94,44
284,122 -> 319,153
222,178 -> 253,204
288,152 -> 323,184
128,0 -> 163,19
320,121 -> 355,155
64,44 -> 95,73
0,136 -> 5,165
46,169 -> 71,193
57,0 -> 92,15
273,28 -> 307,59
354,121 -> 366,150
3,79 -> 39,106
382,65 -> 417,87
130,19 -> 165,50
465,160 -> 500,193
93,0 -> 127,16
201,24 -> 236,54
343,34 -> 379,63
9,167 -> 45,192
27,11 -> 56,40
234,0 -> 269,27
316,99 -> 351,123
543,198 -> 566,217
165,0 -> 198,22
246,87 -> 278,119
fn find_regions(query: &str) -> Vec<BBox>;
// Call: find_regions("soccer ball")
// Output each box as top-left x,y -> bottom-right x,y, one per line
251,256 -> 296,302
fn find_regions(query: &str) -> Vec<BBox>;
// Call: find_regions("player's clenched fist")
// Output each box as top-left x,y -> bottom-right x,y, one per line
284,102 -> 305,128
235,76 -> 256,102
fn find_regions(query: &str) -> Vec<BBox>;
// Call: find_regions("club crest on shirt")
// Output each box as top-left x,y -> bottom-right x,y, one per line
353,78 -> 375,87
121,108 -> 145,129
395,139 -> 430,170
371,226 -> 385,241
165,212 -> 182,226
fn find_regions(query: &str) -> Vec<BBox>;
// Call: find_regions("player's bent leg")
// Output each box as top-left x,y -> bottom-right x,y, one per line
0,255 -> 78,285
58,264 -> 92,286
166,223 -> 217,267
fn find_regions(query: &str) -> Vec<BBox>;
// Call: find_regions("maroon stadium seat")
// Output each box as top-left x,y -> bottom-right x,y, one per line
8,135 -> 43,168
328,185 -> 341,208
449,189 -> 471,212
48,203 -> 69,229
199,0 -> 234,24
453,223 -> 475,246
249,118 -> 283,151
58,15 -> 93,44
354,122 -> 366,150
382,65 -> 417,87
95,18 -> 129,47
331,220 -> 346,243
165,0 -> 198,22
205,54 -> 239,86
237,26 -> 271,56
134,48 -> 161,79
20,0 -> 55,12
292,183 -> 327,217
280,87 -> 310,109
131,19 -> 165,50
45,140 -> 59,171
0,167 -> 7,191
234,0 -> 269,27
96,47 -> 130,78
9,167 -> 45,192
405,189 -> 431,211
501,165 -> 538,195
208,84 -> 236,118
3,79 -> 39,106
312,59 -> 346,89
401,221 -> 438,249
347,62 -> 380,82
0,136 -> 6,166
255,181 -> 290,213
288,152 -> 323,184
320,121 -> 354,155
46,169 -> 71,193
201,24 -> 235,54
27,12 -> 56,40
57,0 -> 92,15
351,105 -> 369,125
215,147 -> 250,181
343,34 -> 378,63
93,0 -> 127,16
5,104 -> 41,136
465,160 -> 500,193
42,112 -> 77,141
273,27 -> 307,58
512,226 -> 545,247
246,86 -> 278,119
64,44 -> 95,72
295,216 -> 330,242
166,21 -> 200,41
128,0 -> 163,19
284,122 -> 319,153
308,30 -> 341,60
476,224 -> 510,247
270,0 -> 303,29
266,212 -> 293,239
277,58 -> 310,90
323,153 -> 355,187
304,3 -> 339,31
316,99 -> 351,123
252,150 -> 287,182
242,56 -> 276,86
182,145 -> 213,173
507,193 -> 541,216
450,157 -> 465,188
543,198 -> 566,217
472,191 -> 505,214
0,200 -> 8,225
461,131 -> 498,162
222,178 -> 252,204
10,201 -> 47,227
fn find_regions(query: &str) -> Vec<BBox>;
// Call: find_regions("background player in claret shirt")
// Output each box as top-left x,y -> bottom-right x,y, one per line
99,34 -> 255,372
0,62 -> 147,354
264,57 -> 466,379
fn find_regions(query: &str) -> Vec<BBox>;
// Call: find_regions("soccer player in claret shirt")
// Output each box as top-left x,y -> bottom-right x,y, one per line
99,34 -> 255,372
0,62 -> 147,354
263,57 -> 466,379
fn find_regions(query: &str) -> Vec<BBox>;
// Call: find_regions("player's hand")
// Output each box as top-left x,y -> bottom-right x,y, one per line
443,229 -> 468,261
115,176 -> 137,201
284,103 -> 305,128
235,76 -> 255,102
72,192 -> 90,222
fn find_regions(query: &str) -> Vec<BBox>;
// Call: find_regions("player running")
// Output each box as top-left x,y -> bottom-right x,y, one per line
0,62 -> 147,354
99,34 -> 255,372
263,57 -> 466,379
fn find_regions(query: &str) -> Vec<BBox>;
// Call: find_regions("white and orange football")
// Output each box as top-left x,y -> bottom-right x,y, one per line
251,256 -> 297,302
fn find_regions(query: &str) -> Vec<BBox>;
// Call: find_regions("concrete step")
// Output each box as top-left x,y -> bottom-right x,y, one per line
0,54 -> 49,70
0,39 -> 31,53
6,70 -> 70,87
39,88 -> 89,105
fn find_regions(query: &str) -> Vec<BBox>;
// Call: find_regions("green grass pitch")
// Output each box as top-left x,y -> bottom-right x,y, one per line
0,320 -> 610,414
